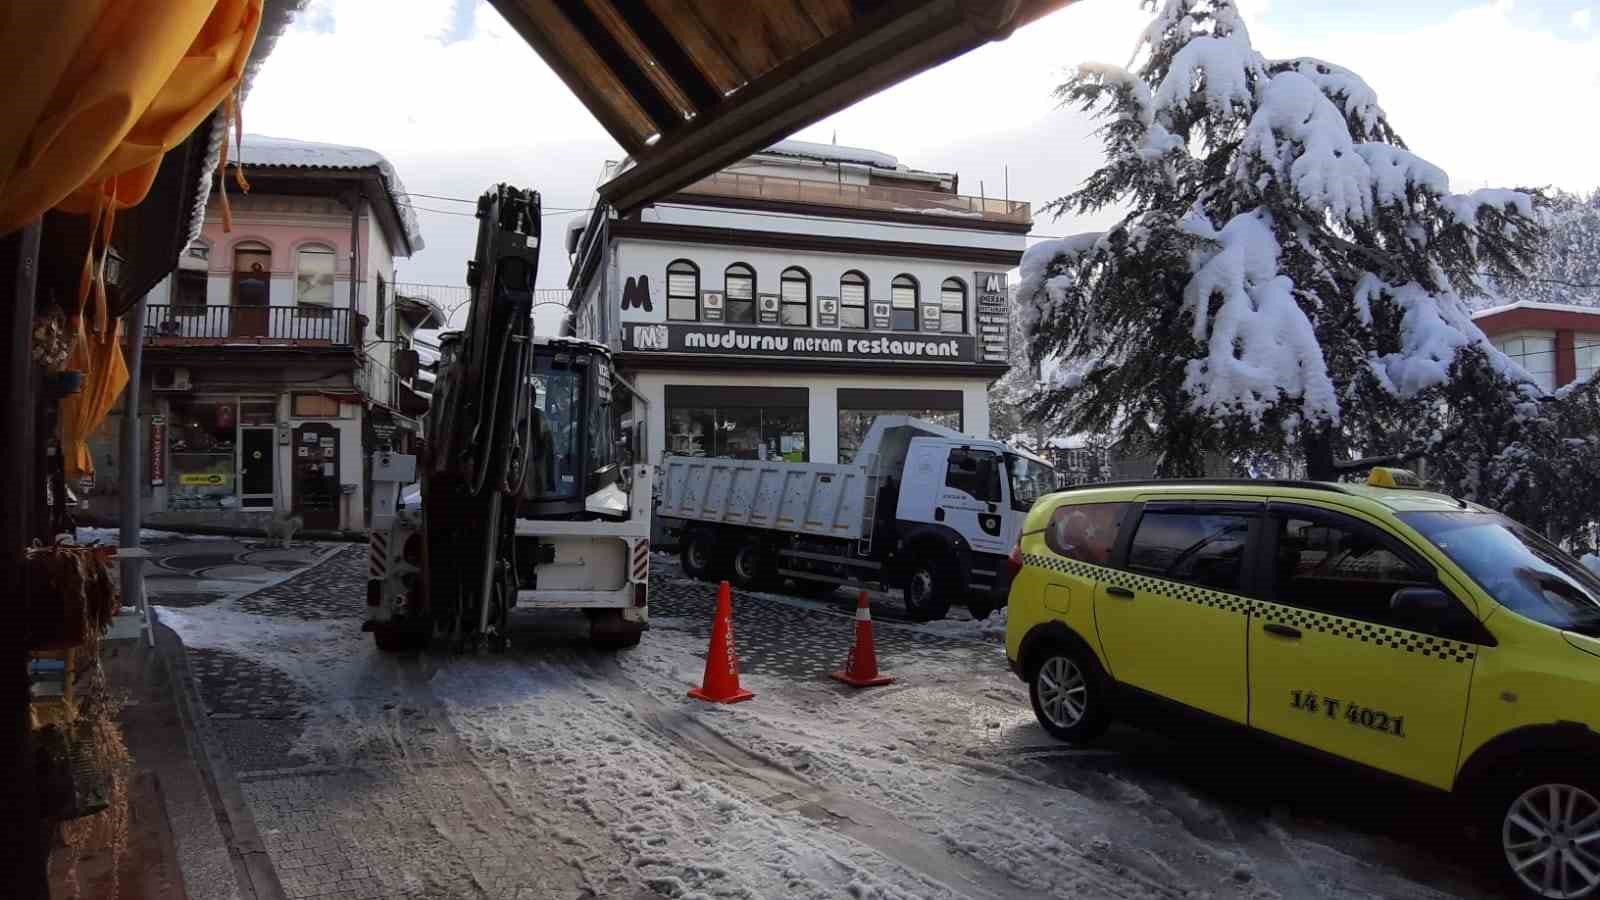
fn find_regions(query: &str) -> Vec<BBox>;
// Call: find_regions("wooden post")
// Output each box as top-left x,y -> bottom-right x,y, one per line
0,220 -> 50,898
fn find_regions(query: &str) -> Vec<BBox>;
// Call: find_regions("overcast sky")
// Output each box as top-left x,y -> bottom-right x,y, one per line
244,0 -> 1600,330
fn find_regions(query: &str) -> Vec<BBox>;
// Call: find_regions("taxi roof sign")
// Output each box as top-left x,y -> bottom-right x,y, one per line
1367,467 -> 1424,489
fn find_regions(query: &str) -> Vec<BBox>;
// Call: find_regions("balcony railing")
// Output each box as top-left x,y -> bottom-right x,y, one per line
675,171 -> 1031,224
143,305 -> 354,347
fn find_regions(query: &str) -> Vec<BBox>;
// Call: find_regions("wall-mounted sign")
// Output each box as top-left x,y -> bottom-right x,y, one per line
623,323 -> 977,363
701,290 -> 725,323
178,472 -> 229,487
816,295 -> 839,329
920,303 -> 942,332
973,270 -> 1010,364
870,302 -> 891,330
757,293 -> 780,325
149,415 -> 166,486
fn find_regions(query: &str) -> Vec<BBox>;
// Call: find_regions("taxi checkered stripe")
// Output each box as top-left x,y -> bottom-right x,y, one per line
1022,553 -> 1478,664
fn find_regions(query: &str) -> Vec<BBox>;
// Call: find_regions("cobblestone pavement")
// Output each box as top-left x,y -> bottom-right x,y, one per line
188,648 -> 317,719
238,544 -> 368,619
651,568 -> 994,680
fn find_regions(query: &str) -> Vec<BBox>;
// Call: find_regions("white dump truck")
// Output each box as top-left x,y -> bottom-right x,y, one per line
657,416 -> 1057,621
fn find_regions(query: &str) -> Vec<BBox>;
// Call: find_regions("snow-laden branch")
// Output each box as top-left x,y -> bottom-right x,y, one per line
1179,210 -> 1338,424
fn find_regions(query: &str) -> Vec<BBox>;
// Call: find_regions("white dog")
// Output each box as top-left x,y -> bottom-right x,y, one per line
267,512 -> 303,548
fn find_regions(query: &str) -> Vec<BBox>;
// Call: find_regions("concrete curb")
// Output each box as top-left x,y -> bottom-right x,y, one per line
154,621 -> 289,900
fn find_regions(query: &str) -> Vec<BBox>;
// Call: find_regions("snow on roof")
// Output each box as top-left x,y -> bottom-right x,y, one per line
1471,299 -> 1600,320
234,134 -> 425,255
762,139 -> 899,170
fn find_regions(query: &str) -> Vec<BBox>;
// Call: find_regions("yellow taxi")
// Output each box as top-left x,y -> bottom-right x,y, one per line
1006,470 -> 1600,899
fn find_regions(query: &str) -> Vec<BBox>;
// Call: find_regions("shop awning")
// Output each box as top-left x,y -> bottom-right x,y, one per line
491,0 -> 1073,212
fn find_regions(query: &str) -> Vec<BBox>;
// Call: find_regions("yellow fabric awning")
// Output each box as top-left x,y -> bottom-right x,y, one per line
61,320 -> 129,482
1,0 -> 262,238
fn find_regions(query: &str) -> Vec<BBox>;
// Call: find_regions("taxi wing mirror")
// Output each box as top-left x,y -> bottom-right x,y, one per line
1390,587 -> 1451,614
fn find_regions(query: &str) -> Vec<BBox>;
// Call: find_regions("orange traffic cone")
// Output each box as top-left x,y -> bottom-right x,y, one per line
688,581 -> 754,704
832,592 -> 893,687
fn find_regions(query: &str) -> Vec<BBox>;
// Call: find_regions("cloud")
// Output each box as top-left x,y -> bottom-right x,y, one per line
245,0 -> 1600,335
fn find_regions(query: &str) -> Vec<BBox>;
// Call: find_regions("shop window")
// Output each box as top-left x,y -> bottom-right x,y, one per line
1577,335 -> 1600,385
840,271 -> 868,329
725,263 -> 755,324
166,396 -> 238,510
667,260 -> 699,321
891,274 -> 918,331
292,393 -> 341,417
665,385 -> 808,461
296,244 -> 337,316
174,269 -> 207,313
239,399 -> 277,426
1494,333 -> 1556,392
940,278 -> 966,333
376,275 -> 387,338
780,267 -> 810,326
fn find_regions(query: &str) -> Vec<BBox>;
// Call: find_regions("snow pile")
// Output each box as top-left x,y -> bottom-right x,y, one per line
764,140 -> 899,170
155,602 -> 366,700
1180,210 -> 1338,423
1584,554 -> 1600,577
73,526 -> 234,545
908,607 -> 1008,643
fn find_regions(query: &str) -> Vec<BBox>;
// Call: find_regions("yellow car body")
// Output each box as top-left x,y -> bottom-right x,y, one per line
1006,473 -> 1600,897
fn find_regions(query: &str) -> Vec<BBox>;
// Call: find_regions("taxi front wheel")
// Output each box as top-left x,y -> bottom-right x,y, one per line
1028,644 -> 1110,743
1485,761 -> 1600,899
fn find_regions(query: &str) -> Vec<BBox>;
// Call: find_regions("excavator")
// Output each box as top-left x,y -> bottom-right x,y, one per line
365,185 -> 652,652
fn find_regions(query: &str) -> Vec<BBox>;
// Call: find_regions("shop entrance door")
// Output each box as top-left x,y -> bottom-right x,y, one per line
239,428 -> 275,509
292,423 -> 340,530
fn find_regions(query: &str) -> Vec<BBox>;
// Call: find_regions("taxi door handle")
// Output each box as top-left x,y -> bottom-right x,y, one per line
1106,586 -> 1135,600
1263,623 -> 1301,640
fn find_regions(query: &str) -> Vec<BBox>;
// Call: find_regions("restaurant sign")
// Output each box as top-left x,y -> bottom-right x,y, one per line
623,323 -> 977,363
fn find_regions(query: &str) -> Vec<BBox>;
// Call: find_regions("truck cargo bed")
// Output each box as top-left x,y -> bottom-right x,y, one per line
658,456 -> 871,540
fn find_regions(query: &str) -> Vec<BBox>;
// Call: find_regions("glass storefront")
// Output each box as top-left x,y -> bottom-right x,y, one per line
665,386 -> 808,461
837,388 -> 964,463
164,396 -> 279,510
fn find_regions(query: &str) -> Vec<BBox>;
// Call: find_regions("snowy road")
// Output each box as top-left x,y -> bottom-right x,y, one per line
156,547 -> 1508,899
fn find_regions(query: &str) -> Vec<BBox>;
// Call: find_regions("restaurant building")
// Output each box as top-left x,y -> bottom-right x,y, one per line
565,141 -> 1030,467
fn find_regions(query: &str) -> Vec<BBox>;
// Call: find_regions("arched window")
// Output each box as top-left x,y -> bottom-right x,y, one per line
890,274 -> 918,331
780,266 -> 810,326
295,242 -> 337,313
840,271 -> 868,330
724,263 -> 755,324
231,241 -> 272,337
667,259 -> 699,321
939,277 -> 966,333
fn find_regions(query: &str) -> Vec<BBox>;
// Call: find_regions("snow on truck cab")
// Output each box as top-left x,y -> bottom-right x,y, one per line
659,415 -> 1056,621
367,186 -> 652,653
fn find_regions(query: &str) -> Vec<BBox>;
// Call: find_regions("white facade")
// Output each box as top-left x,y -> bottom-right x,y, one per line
569,143 -> 1028,470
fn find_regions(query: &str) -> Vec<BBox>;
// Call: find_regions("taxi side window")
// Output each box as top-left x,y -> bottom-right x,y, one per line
1272,514 -> 1440,629
1126,510 -> 1251,594
1045,502 -> 1131,565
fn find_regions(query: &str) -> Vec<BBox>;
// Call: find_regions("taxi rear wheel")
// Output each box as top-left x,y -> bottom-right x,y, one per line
1027,643 -> 1110,743
1485,761 -> 1600,899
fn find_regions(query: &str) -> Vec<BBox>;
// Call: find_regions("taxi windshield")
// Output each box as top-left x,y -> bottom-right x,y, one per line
1006,454 -> 1057,511
1400,510 -> 1600,636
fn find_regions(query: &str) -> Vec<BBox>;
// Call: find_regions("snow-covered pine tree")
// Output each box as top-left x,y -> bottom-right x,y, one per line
1018,0 -> 1548,481
1490,188 -> 1600,308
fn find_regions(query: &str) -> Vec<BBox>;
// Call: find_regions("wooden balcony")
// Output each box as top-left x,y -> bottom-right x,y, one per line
675,171 -> 1031,224
142,305 -> 356,348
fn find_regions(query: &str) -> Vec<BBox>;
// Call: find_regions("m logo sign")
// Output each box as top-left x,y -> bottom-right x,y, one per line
632,324 -> 669,350
621,275 -> 653,311
983,273 -> 1004,294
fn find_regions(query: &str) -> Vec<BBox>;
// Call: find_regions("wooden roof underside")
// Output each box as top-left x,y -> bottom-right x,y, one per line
490,0 -> 1072,212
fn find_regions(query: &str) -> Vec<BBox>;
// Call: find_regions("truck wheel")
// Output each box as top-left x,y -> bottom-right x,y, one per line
373,622 -> 427,653
729,539 -> 771,590
902,557 -> 952,622
1482,759 -> 1600,899
681,529 -> 722,581
1027,641 -> 1111,743
589,611 -> 643,650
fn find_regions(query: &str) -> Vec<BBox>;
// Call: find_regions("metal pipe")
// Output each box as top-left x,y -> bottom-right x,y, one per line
119,292 -> 148,634
348,191 -> 361,314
